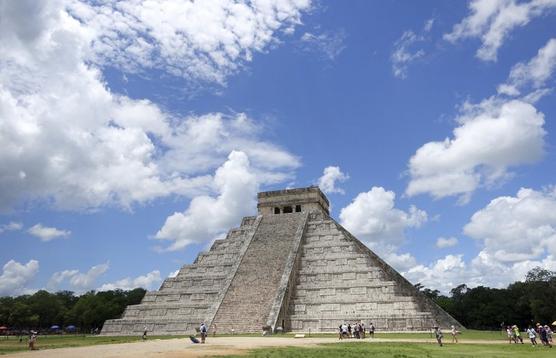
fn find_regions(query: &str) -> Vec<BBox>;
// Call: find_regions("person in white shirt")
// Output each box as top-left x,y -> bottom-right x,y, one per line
527,326 -> 537,346
450,325 -> 459,343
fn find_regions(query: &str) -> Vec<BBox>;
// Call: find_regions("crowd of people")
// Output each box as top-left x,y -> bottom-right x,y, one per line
508,323 -> 553,348
338,322 -> 375,339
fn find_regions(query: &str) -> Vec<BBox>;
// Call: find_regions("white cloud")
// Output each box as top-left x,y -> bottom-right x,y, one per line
48,262 -> 109,292
98,270 -> 162,291
464,186 -> 556,262
436,236 -> 459,248
391,31 -> 425,79
0,259 -> 39,296
0,222 -> 23,234
27,224 -> 71,242
339,187 -> 427,267
69,0 -> 312,84
300,30 -> 347,61
406,252 -> 556,294
408,186 -> 556,293
444,0 -> 556,61
154,151 -> 259,251
0,0 -> 299,212
406,254 -> 469,294
498,38 -> 556,96
317,166 -> 349,194
390,19 -> 433,79
168,269 -> 180,278
406,98 -> 546,203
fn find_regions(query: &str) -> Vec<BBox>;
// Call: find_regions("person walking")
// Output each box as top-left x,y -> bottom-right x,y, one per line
142,326 -> 148,341
450,325 -> 459,343
433,326 -> 443,347
540,325 -> 552,347
506,326 -> 513,344
513,325 -> 523,344
369,322 -> 375,338
200,322 -> 207,344
527,326 -> 537,346
28,331 -> 37,351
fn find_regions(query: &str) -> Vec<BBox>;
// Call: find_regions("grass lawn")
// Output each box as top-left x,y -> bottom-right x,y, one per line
0,334 -> 185,355
223,342 -> 554,358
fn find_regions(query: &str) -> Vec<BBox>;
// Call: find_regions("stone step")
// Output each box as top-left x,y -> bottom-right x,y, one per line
293,281 -> 398,291
212,214 -> 306,333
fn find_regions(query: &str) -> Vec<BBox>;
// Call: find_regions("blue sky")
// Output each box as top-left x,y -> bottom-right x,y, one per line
1,0 -> 556,295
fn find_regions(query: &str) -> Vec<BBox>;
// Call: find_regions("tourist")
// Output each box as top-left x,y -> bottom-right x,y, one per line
28,331 -> 37,351
546,325 -> 553,344
361,322 -> 365,339
506,326 -> 513,343
212,323 -> 217,337
527,326 -> 537,346
142,326 -> 148,340
512,325 -> 523,344
369,322 -> 375,338
338,324 -> 343,340
341,323 -> 348,338
433,326 -> 443,347
541,325 -> 552,348
200,322 -> 207,344
450,325 -> 459,343
347,323 -> 352,338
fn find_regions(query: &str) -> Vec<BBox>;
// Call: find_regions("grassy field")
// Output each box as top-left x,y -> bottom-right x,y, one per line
223,342 -> 555,358
0,330 -> 537,355
0,334 -> 185,355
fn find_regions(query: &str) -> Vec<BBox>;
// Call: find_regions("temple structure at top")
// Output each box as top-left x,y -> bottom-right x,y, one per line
102,186 -> 462,335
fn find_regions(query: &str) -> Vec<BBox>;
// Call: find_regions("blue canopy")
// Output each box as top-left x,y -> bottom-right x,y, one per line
65,325 -> 76,330
50,325 -> 60,330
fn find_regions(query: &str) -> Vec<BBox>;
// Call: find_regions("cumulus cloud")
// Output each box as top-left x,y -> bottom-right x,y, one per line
498,38 -> 556,96
444,0 -> 556,61
408,186 -> 556,293
436,236 -> 459,248
154,151 -> 258,251
464,186 -> 556,262
317,166 -> 349,194
69,0 -> 312,84
0,259 -> 39,296
48,262 -> 109,292
407,252 -> 556,294
27,224 -> 71,242
406,254 -> 469,294
300,29 -> 347,61
98,270 -> 162,291
339,187 -> 427,271
406,98 -> 546,203
0,222 -> 23,234
0,0 -> 299,212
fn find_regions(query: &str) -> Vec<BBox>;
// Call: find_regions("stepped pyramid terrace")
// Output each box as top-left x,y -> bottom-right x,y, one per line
102,187 -> 462,335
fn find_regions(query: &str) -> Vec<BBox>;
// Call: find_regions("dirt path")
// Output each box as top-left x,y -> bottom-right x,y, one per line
5,336 -> 510,357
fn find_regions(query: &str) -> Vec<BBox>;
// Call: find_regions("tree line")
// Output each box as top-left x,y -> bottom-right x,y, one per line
0,288 -> 145,333
417,267 -> 556,330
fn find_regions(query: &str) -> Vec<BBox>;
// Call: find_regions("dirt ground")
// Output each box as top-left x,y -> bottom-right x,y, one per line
4,336 -> 507,357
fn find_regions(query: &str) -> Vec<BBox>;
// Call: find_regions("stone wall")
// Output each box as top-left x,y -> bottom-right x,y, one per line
101,217 -> 260,336
286,212 -> 463,332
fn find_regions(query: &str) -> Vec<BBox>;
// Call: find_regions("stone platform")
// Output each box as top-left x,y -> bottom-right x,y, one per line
102,187 -> 462,335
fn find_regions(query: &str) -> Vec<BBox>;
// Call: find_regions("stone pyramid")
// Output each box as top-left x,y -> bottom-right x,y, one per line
102,187 -> 462,335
